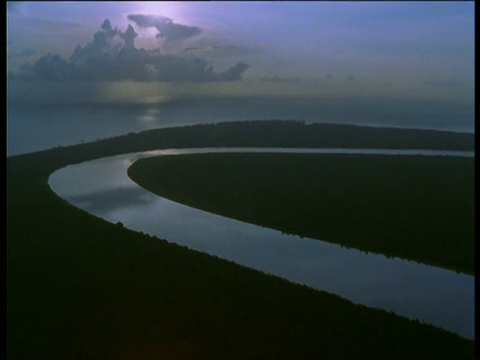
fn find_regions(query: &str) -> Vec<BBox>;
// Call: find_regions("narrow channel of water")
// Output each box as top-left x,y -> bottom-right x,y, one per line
48,148 -> 475,339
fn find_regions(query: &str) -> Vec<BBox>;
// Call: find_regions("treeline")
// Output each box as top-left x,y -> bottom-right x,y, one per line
10,120 -> 474,165
7,120 -> 474,195
99,120 -> 475,152
129,153 -> 474,274
7,120 -> 474,359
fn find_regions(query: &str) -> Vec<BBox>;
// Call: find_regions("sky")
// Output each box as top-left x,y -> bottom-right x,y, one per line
7,1 -> 474,103
6,2 -> 475,155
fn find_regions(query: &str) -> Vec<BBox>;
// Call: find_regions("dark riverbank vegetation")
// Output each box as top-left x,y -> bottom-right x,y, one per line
128,153 -> 474,274
7,121 -> 474,359
42,120 -> 475,158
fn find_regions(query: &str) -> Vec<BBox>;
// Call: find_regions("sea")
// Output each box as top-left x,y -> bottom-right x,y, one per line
7,96 -> 474,156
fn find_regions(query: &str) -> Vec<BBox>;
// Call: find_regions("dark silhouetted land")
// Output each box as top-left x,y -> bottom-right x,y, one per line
72,120 -> 474,153
7,121 -> 474,359
128,153 -> 474,274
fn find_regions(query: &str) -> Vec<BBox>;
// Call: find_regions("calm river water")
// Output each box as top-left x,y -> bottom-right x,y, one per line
48,148 -> 474,339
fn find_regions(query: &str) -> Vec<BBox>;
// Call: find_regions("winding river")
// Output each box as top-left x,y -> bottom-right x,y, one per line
48,148 -> 475,339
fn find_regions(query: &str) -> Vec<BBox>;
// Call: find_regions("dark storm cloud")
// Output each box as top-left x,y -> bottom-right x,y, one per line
69,19 -> 121,64
9,19 -> 249,83
128,14 -> 201,43
223,62 -> 250,81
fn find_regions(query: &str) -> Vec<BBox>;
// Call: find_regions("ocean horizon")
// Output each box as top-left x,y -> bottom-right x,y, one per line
7,96 -> 474,156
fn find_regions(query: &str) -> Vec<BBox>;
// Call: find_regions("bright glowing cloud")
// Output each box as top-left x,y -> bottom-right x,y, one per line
7,2 -> 474,103
127,14 -> 201,44
9,18 -> 249,83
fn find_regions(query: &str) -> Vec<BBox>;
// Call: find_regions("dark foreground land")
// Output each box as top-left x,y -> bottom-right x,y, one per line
128,153 -> 474,274
7,121 -> 474,359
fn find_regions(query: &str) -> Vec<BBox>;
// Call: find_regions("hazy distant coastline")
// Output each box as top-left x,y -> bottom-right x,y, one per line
8,120 -> 474,358
7,120 -> 474,163
7,96 -> 474,156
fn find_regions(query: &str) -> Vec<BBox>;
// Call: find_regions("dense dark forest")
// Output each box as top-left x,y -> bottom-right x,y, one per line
13,120 -> 472,164
129,152 -> 473,274
85,120 -> 476,153
7,121 -> 474,359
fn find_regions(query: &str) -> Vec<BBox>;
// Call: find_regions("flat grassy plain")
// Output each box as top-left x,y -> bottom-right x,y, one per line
128,153 -> 474,274
7,122 -> 474,359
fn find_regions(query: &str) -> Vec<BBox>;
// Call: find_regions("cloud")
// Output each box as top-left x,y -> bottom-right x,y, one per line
182,44 -> 257,60
183,46 -> 203,52
128,14 -> 201,43
9,19 -> 249,83
222,62 -> 250,81
422,78 -> 464,88
260,74 -> 300,83
69,19 -> 122,64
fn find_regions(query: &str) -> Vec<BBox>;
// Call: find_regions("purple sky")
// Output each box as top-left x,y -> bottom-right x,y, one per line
7,2 -> 474,104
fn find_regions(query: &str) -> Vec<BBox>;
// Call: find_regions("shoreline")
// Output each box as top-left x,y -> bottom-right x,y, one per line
7,121 -> 474,358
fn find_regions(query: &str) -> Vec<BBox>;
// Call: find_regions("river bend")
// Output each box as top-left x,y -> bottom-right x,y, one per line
48,148 -> 474,339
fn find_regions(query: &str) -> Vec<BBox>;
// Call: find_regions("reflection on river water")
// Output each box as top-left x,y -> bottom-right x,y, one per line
48,148 -> 474,339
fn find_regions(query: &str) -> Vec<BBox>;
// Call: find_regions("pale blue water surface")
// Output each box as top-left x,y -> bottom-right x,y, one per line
7,97 -> 474,156
48,148 -> 475,339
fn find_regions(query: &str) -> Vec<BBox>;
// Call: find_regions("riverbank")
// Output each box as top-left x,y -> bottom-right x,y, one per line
7,121 -> 474,359
128,152 -> 474,274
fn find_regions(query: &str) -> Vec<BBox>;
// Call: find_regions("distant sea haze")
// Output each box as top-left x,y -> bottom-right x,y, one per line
7,96 -> 474,156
